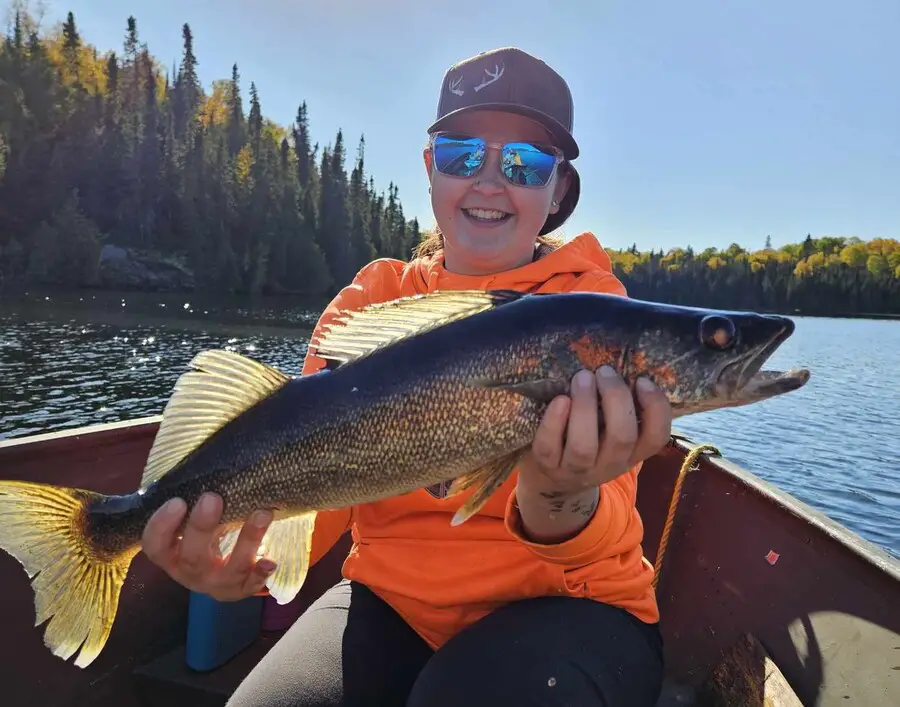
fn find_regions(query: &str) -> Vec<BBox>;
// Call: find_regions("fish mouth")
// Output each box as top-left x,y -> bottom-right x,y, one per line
737,367 -> 811,400
716,321 -> 810,404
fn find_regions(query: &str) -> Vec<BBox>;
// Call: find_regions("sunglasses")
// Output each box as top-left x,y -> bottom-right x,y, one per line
429,133 -> 564,188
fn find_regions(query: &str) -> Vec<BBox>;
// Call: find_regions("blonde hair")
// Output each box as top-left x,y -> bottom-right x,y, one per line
413,227 -> 565,260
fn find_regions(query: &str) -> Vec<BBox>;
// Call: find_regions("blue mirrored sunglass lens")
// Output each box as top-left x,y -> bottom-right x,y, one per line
432,136 -> 486,177
501,143 -> 557,186
432,136 -> 558,186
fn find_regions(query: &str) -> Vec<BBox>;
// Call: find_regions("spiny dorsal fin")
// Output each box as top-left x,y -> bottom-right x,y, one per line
311,289 -> 525,365
140,350 -> 290,490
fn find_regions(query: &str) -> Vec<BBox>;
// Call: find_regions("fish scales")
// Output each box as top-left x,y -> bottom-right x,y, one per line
92,321 -> 554,557
0,289 -> 811,668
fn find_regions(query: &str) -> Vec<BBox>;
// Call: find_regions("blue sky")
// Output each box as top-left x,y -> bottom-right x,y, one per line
18,0 -> 899,252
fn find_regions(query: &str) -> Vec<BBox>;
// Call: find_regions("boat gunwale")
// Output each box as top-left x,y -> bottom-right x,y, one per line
668,429 -> 900,582
0,415 -> 164,450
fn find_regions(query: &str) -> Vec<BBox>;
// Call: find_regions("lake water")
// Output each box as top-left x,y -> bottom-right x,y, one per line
1,289 -> 898,559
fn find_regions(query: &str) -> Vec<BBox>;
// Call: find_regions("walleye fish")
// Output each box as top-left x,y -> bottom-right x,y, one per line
0,289 -> 810,668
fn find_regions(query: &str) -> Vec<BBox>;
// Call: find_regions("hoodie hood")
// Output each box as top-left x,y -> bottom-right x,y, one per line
399,232 -> 622,295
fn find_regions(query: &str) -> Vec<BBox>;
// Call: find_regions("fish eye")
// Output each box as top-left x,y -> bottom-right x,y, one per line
700,315 -> 736,350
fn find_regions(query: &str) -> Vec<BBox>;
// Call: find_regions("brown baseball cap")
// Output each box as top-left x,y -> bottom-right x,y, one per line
427,47 -> 581,236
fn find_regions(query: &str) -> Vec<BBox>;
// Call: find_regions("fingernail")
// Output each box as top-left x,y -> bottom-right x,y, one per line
636,377 -> 656,392
598,365 -> 618,378
551,395 -> 571,417
257,559 -> 277,574
574,369 -> 594,390
198,493 -> 217,514
251,510 -> 273,529
163,498 -> 185,516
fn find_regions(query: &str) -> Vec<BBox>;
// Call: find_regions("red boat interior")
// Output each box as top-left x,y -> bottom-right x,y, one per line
0,418 -> 897,706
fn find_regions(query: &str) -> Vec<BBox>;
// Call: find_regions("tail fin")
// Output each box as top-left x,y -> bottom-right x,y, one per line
0,480 -> 138,668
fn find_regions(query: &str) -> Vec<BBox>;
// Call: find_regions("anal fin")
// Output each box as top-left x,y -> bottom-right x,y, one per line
448,450 -> 526,526
219,512 -> 317,604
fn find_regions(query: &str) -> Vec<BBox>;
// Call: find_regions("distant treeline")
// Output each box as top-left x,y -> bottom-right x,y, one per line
0,6 -> 897,316
608,235 -> 900,316
0,6 -> 419,296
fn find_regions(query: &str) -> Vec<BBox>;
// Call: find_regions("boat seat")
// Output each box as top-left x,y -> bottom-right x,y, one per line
134,636 -> 280,707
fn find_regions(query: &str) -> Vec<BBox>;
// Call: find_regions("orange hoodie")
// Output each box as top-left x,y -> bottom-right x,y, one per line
297,232 -> 659,649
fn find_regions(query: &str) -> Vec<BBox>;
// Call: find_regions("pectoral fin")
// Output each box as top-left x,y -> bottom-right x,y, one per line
470,377 -> 569,405
448,449 -> 526,526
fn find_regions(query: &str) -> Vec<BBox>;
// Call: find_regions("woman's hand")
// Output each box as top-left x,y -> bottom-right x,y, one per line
514,365 -> 673,544
141,493 -> 276,601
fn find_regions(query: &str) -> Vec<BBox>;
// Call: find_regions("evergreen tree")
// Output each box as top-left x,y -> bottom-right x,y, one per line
0,6 -> 419,296
0,5 -> 896,313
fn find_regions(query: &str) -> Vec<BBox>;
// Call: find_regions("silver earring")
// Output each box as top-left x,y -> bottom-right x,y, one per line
551,200 -> 559,207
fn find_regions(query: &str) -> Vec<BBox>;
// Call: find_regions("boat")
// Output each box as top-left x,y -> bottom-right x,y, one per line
0,416 -> 897,707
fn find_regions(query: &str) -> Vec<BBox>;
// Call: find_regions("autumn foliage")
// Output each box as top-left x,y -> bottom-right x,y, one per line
606,235 -> 899,315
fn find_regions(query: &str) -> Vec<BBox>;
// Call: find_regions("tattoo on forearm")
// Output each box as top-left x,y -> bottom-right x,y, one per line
568,494 -> 598,518
538,489 -> 598,518
539,490 -> 566,513
538,490 -> 568,499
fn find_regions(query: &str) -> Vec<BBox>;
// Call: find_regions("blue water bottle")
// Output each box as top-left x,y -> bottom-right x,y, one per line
185,590 -> 265,671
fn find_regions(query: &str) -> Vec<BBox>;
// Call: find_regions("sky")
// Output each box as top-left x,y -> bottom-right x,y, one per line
12,0 -> 899,253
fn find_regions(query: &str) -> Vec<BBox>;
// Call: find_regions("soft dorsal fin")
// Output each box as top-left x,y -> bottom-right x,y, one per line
311,289 -> 525,365
140,350 -> 291,490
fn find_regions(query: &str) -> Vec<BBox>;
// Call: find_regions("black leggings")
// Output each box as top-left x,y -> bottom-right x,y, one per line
226,580 -> 664,707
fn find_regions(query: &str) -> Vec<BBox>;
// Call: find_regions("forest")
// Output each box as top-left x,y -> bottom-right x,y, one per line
606,234 -> 899,316
0,7 -> 419,296
0,6 -> 897,316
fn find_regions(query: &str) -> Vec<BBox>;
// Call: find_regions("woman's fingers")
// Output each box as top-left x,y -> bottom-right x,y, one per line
174,492 -> 224,579
531,395 -> 570,471
222,510 -> 274,584
240,558 -> 278,597
593,366 -> 640,477
560,369 -> 599,472
628,377 -> 673,466
141,497 -> 187,571
523,366 -> 675,497
140,492 -> 279,601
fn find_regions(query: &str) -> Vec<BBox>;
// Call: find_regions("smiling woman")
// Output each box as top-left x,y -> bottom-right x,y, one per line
139,46 -> 673,707
424,114 -> 571,274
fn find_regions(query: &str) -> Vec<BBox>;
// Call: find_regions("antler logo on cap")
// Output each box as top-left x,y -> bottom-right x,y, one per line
446,61 -> 506,98
448,76 -> 464,96
474,62 -> 505,92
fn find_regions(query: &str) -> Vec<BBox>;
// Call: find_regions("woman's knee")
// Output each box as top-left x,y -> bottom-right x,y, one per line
225,582 -> 353,707
407,596 -> 663,707
227,580 -> 432,707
